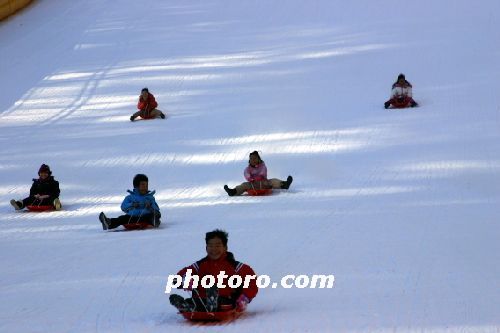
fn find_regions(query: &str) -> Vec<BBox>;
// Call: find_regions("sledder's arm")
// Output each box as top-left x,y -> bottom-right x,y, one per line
236,264 -> 258,300
29,181 -> 37,197
48,180 -> 61,198
137,97 -> 147,110
144,198 -> 161,217
244,164 -> 268,182
120,195 -> 136,213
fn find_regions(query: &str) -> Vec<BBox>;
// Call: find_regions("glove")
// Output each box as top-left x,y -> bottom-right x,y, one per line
236,294 -> 250,312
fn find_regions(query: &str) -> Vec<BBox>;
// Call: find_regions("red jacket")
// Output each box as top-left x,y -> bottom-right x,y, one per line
177,252 -> 258,301
137,93 -> 158,113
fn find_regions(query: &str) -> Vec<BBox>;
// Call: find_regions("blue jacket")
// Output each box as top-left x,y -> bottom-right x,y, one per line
121,189 -> 160,217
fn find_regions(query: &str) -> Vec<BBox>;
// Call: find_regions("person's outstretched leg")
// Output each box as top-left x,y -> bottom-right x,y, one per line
224,182 -> 254,196
270,176 -> 293,189
99,213 -> 133,230
149,109 -> 166,119
170,294 -> 195,312
22,196 -> 39,208
234,182 -> 255,195
10,199 -> 24,210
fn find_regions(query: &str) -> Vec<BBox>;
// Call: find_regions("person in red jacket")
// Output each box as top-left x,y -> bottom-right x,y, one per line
169,229 -> 258,313
384,73 -> 418,109
130,88 -> 166,121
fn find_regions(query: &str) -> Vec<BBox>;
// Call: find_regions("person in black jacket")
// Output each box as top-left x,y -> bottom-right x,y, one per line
10,164 -> 62,211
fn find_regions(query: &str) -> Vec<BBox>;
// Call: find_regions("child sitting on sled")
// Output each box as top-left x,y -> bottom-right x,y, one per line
130,87 -> 166,121
10,164 -> 61,211
169,229 -> 258,313
98,174 -> 161,230
223,151 -> 293,196
384,73 -> 419,109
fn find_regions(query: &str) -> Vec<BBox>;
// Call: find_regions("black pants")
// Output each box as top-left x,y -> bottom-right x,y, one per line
22,196 -> 57,208
182,296 -> 234,312
108,213 -> 160,229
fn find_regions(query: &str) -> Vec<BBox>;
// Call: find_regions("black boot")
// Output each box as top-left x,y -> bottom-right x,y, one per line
130,115 -> 136,122
205,286 -> 219,312
153,215 -> 161,228
224,185 -> 237,196
410,101 -> 418,108
169,294 -> 193,312
281,176 -> 293,189
160,112 -> 166,119
384,101 -> 391,109
10,199 -> 23,210
99,212 -> 110,230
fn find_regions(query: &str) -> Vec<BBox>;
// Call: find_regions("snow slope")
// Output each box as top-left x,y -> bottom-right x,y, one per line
1,0 -> 499,332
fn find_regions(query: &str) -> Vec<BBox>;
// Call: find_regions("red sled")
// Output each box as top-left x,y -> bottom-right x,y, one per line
26,205 -> 55,212
246,188 -> 272,196
389,97 -> 412,109
180,309 -> 237,321
123,222 -> 154,230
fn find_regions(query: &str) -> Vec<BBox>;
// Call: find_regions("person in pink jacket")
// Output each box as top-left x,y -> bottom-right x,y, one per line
223,151 -> 293,196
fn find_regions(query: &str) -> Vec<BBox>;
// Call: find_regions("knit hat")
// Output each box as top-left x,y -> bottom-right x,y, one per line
397,73 -> 405,80
38,164 -> 52,175
133,174 -> 148,188
141,87 -> 149,93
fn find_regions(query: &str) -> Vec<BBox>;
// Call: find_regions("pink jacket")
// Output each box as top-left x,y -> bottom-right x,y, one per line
244,162 -> 268,182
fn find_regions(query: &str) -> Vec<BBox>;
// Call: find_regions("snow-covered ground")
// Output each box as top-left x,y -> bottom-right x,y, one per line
1,1 -> 499,332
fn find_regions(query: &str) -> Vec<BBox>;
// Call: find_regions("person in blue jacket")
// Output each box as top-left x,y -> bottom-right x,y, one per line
98,174 -> 161,230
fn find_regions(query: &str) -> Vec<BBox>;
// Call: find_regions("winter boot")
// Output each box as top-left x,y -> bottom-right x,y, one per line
224,185 -> 237,197
169,294 -> 193,312
130,115 -> 136,122
53,198 -> 62,211
205,286 -> 219,312
99,212 -> 110,230
160,112 -> 166,119
10,199 -> 23,210
153,215 -> 161,228
410,100 -> 418,108
281,175 -> 293,189
384,101 -> 391,109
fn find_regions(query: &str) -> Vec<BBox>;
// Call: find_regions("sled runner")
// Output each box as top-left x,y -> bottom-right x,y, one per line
26,205 -> 55,212
123,222 -> 154,230
390,98 -> 412,108
180,309 -> 237,321
246,188 -> 273,196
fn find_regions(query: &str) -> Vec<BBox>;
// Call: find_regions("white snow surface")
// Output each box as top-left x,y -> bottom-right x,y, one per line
1,1 -> 499,332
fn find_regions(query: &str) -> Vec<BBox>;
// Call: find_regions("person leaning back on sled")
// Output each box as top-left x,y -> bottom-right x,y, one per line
169,229 -> 258,313
98,174 -> 161,230
10,164 -> 61,211
384,73 -> 418,109
224,151 -> 293,196
130,87 -> 166,121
